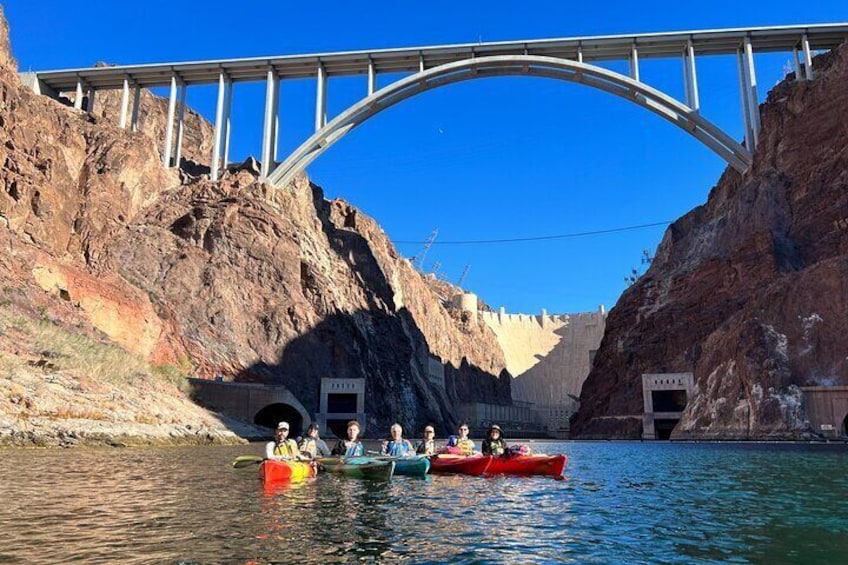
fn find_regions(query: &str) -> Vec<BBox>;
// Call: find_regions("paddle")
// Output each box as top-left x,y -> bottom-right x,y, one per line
232,455 -> 264,468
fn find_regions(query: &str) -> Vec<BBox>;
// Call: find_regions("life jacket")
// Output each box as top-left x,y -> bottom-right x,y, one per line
383,440 -> 414,457
273,439 -> 299,458
484,438 -> 507,456
456,438 -> 475,456
333,440 -> 364,457
299,437 -> 318,458
416,439 -> 436,456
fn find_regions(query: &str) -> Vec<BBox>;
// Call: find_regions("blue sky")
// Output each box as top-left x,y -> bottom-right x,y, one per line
6,1 -> 848,314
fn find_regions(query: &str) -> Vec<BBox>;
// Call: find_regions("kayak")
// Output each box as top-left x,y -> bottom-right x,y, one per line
429,454 -> 491,476
259,459 -> 317,483
318,457 -> 396,481
376,455 -> 430,477
484,454 -> 568,477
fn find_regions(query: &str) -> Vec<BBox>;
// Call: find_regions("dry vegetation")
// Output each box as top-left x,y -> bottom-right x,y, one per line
0,302 -> 250,447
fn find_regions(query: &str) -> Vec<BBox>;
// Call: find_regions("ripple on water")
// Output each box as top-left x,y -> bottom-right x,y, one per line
1,442 -> 847,563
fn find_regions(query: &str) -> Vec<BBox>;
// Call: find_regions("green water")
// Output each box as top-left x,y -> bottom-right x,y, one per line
1,441 -> 846,564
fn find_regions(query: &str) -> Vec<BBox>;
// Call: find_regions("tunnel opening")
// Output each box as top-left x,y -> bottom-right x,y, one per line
843,413 -> 848,437
254,403 -> 304,436
326,419 -> 353,439
651,390 -> 688,413
327,393 -> 358,414
654,418 -> 679,440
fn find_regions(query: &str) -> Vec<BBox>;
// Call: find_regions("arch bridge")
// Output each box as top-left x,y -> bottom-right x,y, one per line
26,24 -> 848,185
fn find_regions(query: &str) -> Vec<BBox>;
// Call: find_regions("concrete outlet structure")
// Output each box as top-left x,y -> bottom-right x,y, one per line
801,386 -> 848,438
642,373 -> 695,439
316,378 -> 366,439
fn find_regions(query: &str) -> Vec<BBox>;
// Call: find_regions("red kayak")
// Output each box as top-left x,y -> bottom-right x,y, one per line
484,454 -> 568,477
259,459 -> 317,483
429,454 -> 492,476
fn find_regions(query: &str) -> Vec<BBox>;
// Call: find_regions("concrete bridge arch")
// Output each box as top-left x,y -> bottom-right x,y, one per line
267,54 -> 751,187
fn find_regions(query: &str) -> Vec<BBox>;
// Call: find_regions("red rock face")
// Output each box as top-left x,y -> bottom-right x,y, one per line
571,43 -> 848,439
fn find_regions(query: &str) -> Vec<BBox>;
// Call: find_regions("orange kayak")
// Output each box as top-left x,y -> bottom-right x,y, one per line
259,459 -> 316,483
484,454 -> 567,477
429,454 -> 492,476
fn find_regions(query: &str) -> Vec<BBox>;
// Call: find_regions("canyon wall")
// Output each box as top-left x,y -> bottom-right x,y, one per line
572,43 -> 848,440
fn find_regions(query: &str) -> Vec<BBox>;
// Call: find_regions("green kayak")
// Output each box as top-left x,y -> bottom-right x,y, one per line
374,455 -> 430,477
317,457 -> 396,481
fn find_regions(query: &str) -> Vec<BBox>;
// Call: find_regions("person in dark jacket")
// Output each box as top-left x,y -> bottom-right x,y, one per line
481,424 -> 508,456
331,420 -> 365,457
416,425 -> 437,455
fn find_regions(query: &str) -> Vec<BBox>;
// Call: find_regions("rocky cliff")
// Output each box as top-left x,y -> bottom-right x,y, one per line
571,43 -> 848,439
0,6 -> 509,446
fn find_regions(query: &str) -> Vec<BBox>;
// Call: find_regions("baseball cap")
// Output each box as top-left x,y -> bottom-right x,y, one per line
277,421 -> 290,430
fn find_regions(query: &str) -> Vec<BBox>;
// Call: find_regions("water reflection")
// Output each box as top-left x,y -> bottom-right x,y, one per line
1,442 -> 846,563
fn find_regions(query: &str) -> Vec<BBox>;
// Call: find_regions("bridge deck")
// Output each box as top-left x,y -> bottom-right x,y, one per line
33,23 -> 848,91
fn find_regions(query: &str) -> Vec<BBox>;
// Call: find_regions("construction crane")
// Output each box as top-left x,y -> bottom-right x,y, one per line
412,229 -> 438,270
457,264 -> 471,287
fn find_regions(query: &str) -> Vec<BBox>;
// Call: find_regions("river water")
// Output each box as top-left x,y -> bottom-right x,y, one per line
1,441 -> 846,564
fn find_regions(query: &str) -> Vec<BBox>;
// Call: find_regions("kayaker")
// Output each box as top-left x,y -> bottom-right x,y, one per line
381,423 -> 415,456
416,425 -> 437,455
331,420 -> 365,457
481,424 -> 508,456
454,423 -> 476,456
298,423 -> 331,459
265,421 -> 302,460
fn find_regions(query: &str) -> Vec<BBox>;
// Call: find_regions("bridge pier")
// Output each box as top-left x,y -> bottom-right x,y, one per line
742,37 -> 761,148
73,79 -> 83,110
119,77 -> 130,129
315,63 -> 327,132
629,44 -> 640,81
801,34 -> 815,80
174,83 -> 187,167
683,39 -> 700,111
367,58 -> 376,95
163,75 -> 178,167
260,67 -> 280,180
736,46 -> 757,152
130,83 -> 141,132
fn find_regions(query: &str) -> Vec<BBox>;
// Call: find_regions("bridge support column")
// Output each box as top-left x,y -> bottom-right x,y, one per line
261,66 -> 279,180
367,58 -> 376,95
211,70 -> 226,181
272,75 -> 281,162
119,77 -> 130,129
315,63 -> 327,132
73,79 -> 84,110
742,37 -> 760,147
684,40 -> 700,111
130,84 -> 141,132
223,80 -> 233,169
736,48 -> 755,151
85,87 -> 95,113
174,83 -> 187,168
629,44 -> 640,81
802,34 -> 815,81
792,47 -> 803,81
163,74 -> 178,167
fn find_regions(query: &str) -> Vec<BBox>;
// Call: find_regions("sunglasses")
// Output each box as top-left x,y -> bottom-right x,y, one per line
424,429 -> 434,433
